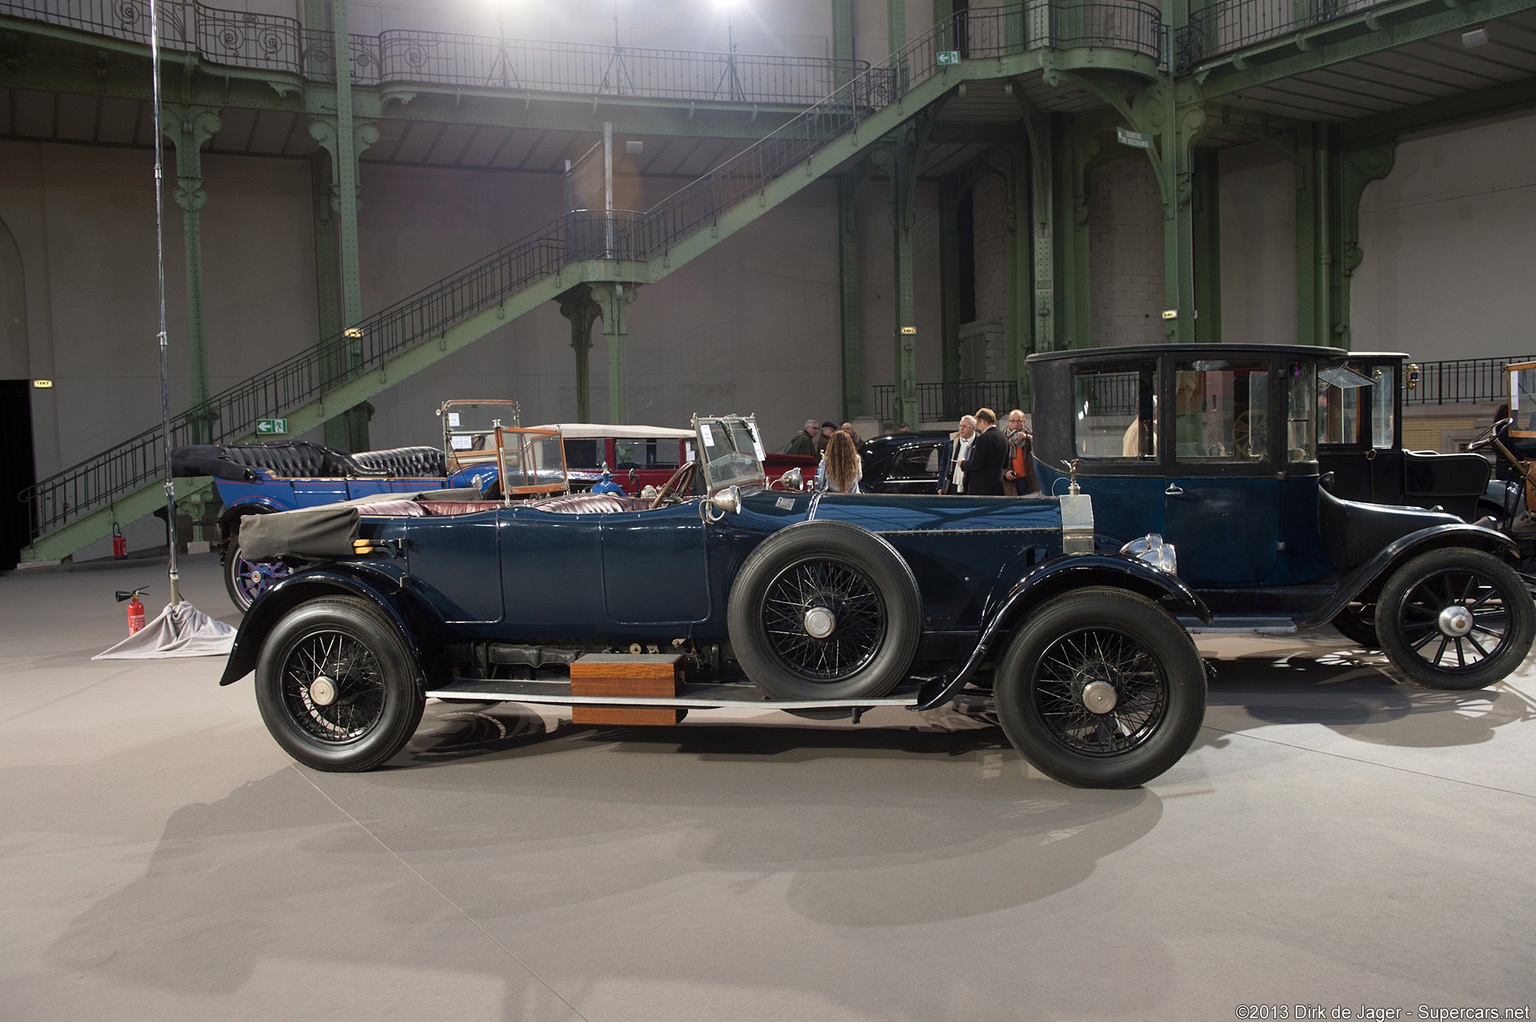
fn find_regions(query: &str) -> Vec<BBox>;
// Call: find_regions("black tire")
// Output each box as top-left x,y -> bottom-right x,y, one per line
1374,547 -> 1536,690
727,521 -> 921,700
224,533 -> 290,613
254,596 -> 425,771
1331,602 -> 1380,649
993,587 -> 1207,789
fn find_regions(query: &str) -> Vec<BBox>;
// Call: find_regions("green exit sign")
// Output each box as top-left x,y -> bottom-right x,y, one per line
937,51 -> 961,65
256,418 -> 288,435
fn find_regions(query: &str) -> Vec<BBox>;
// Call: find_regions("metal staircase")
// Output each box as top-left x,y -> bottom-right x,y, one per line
19,6 -> 1162,562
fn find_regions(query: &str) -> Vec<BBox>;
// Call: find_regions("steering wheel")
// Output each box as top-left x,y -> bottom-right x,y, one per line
1469,417 -> 1514,453
1234,411 -> 1268,458
650,461 -> 697,509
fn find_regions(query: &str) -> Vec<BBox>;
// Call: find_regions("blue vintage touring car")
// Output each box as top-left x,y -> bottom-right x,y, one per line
217,414 -> 1211,789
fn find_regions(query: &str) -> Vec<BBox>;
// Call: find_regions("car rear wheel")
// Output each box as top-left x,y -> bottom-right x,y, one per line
993,588 -> 1207,789
254,596 -> 424,771
224,535 -> 291,613
727,521 -> 921,700
1375,547 -> 1535,690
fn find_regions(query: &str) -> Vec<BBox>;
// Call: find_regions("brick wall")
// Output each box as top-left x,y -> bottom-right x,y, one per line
1090,155 -> 1165,347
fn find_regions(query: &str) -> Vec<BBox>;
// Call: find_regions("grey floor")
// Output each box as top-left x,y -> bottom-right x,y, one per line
3,553 -> 1533,1022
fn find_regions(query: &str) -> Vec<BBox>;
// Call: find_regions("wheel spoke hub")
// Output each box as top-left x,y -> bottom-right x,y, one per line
802,606 -> 836,639
309,675 -> 338,706
1438,604 -> 1473,638
1080,679 -> 1118,714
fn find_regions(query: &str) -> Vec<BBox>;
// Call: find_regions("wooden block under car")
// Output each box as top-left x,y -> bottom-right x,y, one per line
570,653 -> 686,726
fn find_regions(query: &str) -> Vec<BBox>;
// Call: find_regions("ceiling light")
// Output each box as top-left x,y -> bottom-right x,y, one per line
1461,26 -> 1489,47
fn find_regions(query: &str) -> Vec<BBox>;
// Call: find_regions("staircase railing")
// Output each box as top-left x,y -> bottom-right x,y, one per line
18,2 -> 1166,544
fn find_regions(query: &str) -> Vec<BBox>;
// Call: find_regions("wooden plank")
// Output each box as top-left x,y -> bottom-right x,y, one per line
572,706 -> 687,726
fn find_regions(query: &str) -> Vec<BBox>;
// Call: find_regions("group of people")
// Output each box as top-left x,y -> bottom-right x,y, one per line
788,419 -> 865,494
941,407 -> 1036,496
786,408 -> 1035,498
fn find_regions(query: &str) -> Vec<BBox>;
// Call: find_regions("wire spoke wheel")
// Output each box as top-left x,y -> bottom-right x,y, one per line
255,596 -> 425,771
761,557 -> 886,681
226,539 -> 290,612
279,629 -> 388,743
728,521 -> 921,700
1031,627 -> 1167,757
1376,547 -> 1535,690
994,588 -> 1206,788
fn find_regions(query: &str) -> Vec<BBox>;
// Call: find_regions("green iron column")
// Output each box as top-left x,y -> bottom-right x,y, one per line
1153,82 -> 1201,343
557,283 -> 602,422
885,123 -> 923,431
1056,117 -> 1097,350
1294,123 -> 1328,347
987,136 -> 1035,408
309,151 -> 342,368
1191,147 -> 1222,344
161,104 -> 221,442
592,282 -> 638,424
838,172 -> 866,422
1021,108 -> 1057,365
938,175 -> 963,401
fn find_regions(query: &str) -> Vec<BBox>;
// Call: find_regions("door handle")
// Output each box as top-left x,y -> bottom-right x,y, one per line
1165,483 -> 1183,495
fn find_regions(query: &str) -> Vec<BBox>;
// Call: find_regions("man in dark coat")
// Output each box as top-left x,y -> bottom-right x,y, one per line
960,407 -> 1007,495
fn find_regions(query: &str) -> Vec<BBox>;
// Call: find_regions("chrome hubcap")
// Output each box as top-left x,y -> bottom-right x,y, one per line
1438,605 -> 1474,638
309,675 -> 338,707
1081,679 -> 1119,714
803,606 -> 836,640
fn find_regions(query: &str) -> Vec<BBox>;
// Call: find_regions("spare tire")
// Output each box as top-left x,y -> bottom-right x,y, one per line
727,521 -> 921,700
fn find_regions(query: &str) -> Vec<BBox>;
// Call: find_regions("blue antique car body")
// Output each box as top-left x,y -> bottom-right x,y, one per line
172,400 -> 534,611
219,415 -> 1213,789
1027,344 -> 1535,690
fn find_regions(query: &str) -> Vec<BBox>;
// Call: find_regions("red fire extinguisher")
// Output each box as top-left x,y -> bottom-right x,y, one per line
116,587 -> 148,635
112,524 -> 127,559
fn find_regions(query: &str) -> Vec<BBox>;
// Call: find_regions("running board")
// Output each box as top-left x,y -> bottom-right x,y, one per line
425,678 -> 922,711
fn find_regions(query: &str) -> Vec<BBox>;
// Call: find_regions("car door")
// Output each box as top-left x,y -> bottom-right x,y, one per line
600,503 -> 712,625
1161,358 -> 1283,586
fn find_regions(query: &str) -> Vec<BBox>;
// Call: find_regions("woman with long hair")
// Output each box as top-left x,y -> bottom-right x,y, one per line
816,428 -> 863,493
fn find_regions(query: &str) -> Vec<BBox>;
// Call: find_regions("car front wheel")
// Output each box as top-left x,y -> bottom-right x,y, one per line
254,596 -> 425,771
993,587 -> 1207,789
1375,547 -> 1535,690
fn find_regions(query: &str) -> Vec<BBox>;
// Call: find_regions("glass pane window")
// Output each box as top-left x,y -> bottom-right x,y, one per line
1370,364 -> 1395,449
1287,361 -> 1317,462
1072,363 -> 1157,459
1172,359 -> 1271,461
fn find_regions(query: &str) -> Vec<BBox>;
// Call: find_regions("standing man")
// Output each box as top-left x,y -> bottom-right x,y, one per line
841,422 -> 861,447
1003,408 -> 1036,496
941,415 -> 976,495
816,421 -> 837,456
961,407 -> 1007,495
788,419 -> 818,456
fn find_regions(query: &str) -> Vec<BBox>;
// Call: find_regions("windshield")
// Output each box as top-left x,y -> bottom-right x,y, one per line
694,415 -> 768,494
441,400 -> 522,453
496,427 -> 568,496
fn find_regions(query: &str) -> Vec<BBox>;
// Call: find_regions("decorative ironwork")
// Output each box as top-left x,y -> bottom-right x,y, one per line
1176,0 -> 1394,73
872,381 -> 1023,425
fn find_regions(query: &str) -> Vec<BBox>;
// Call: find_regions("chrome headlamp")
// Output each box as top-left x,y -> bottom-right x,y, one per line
1120,533 -> 1176,574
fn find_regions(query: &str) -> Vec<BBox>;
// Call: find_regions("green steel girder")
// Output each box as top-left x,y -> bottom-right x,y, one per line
1191,0 -> 1536,99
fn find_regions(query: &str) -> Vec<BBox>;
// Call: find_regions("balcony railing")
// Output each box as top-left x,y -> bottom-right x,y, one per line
1405,355 -> 1536,407
0,0 -> 870,105
1175,0 -> 1397,73
872,381 -> 1023,426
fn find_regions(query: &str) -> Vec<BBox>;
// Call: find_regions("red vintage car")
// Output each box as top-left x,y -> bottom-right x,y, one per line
539,422 -> 815,495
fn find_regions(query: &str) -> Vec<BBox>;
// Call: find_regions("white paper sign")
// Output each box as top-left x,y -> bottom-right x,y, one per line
700,424 -> 716,447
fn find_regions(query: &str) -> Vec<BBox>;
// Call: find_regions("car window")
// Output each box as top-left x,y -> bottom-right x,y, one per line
1172,359 -> 1271,461
1072,362 -> 1158,459
1287,361 -> 1318,462
563,438 -> 602,471
1369,363 -> 1395,449
889,443 -> 940,479
615,438 -> 682,471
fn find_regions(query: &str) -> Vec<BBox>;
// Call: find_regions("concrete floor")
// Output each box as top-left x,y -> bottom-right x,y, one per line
3,553 -> 1533,1022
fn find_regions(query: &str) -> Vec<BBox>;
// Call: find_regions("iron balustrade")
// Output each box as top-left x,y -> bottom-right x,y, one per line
15,2 -> 1166,541
872,382 -> 1023,426
1405,355 -> 1536,407
1176,0 -> 1395,72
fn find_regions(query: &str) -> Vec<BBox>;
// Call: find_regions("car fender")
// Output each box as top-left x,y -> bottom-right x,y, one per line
218,497 -> 295,534
218,565 -> 430,687
915,554 -> 1210,710
1301,522 -> 1521,628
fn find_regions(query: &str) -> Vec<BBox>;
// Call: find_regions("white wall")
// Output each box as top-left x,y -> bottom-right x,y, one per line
1352,113 -> 1536,362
